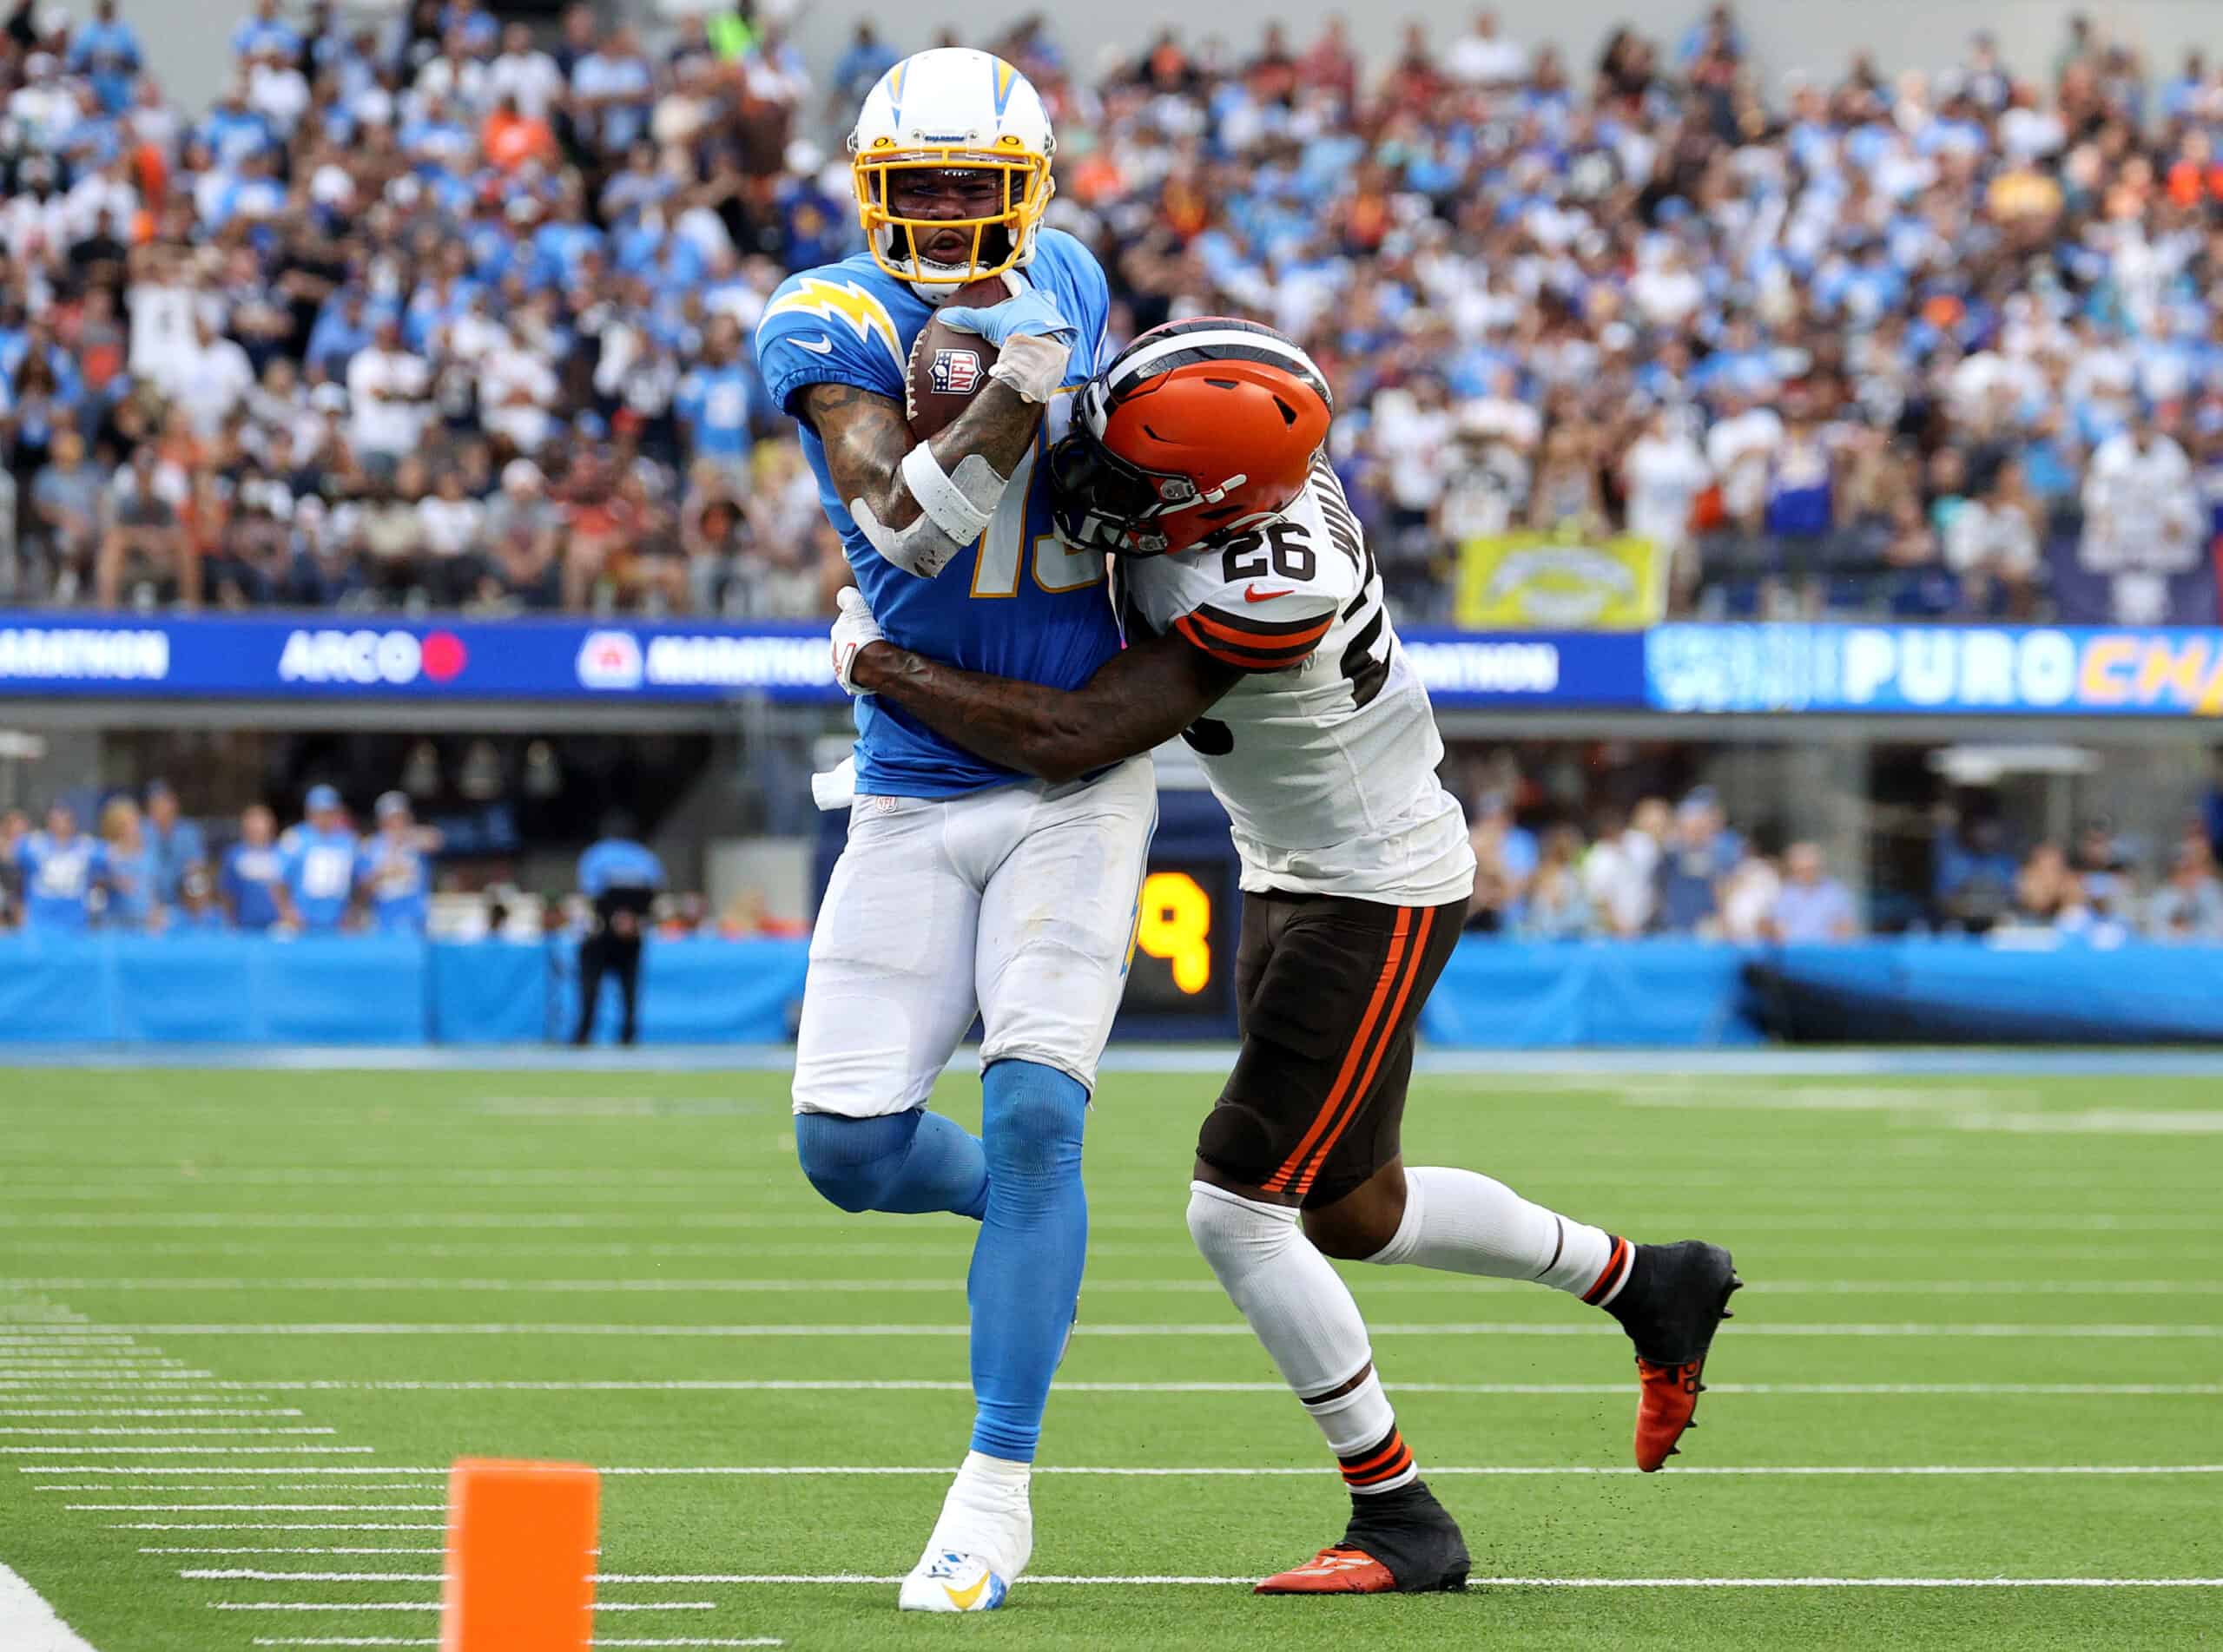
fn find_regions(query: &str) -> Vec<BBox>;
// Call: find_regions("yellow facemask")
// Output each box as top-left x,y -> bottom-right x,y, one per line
850,140 -> 1054,285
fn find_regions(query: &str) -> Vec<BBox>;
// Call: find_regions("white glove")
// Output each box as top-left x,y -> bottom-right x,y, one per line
830,585 -> 884,694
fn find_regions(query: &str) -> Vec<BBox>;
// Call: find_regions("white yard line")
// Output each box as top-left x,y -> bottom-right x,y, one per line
0,1428 -> 333,1437
213,1603 -> 717,1613
0,1561 -> 100,1652
7,1276 -> 2217,1296
58,1321 -> 2223,1339
149,1549 -> 446,1557
0,1409 -> 304,1418
44,1464 -> 2223,1479
660,1573 -> 2223,1588
47,1379 -> 2203,1398
73,1504 -> 444,1512
112,1524 -> 445,1531
4,1211 -> 2215,1231
0,1445 -> 373,1455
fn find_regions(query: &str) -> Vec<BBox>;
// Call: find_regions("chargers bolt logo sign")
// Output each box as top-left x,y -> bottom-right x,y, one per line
577,630 -> 644,691
929,347 -> 983,396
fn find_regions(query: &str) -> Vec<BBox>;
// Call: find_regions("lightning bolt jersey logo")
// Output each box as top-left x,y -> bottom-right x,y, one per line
761,279 -> 907,375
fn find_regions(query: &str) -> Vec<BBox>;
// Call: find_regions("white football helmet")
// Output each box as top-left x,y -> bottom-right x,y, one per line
848,47 -> 1056,296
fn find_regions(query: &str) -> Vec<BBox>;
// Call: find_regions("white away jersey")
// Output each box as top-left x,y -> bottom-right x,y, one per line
1116,460 -> 1476,906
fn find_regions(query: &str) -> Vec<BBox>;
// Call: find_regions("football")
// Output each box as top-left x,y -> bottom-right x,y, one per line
905,273 -> 1015,439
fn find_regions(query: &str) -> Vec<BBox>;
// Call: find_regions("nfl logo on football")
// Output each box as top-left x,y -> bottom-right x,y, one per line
929,347 -> 982,396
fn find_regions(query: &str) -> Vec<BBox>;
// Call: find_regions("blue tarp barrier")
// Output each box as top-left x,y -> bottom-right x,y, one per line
5,932 -> 2220,1048
1749,941 -> 2223,1043
0,934 -> 808,1046
1421,939 -> 1765,1048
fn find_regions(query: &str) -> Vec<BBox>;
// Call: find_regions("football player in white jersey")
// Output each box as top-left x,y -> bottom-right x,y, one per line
832,319 -> 1741,1594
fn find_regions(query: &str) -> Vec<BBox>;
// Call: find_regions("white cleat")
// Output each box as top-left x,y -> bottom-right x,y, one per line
896,1450 -> 1033,1612
898,1549 -> 1011,1613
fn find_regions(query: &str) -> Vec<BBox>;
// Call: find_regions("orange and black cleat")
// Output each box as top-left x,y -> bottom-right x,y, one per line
1255,1546 -> 1402,1595
1604,1240 -> 1742,1472
1255,1480 -> 1469,1595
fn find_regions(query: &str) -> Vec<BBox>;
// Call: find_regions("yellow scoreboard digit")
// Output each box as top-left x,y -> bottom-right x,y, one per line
1136,870 -> 1212,994
1119,855 -> 1238,1028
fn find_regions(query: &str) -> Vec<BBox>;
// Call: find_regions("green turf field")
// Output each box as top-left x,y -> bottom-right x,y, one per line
0,1063 -> 2218,1650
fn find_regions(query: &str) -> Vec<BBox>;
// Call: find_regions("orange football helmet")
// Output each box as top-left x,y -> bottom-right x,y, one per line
1047,318 -> 1334,556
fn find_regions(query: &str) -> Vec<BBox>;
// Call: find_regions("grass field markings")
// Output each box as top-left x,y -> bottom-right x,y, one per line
11,1275 -> 2221,1297
9,1211 -> 2217,1232
63,1464 -> 2223,1478
72,1504 -> 447,1511
0,1409 -> 307,1418
186,1570 -> 439,1582
0,1426 -> 335,1436
63,1321 -> 2223,1338
36,1484 -> 465,1503
1944,1109 -> 2223,1135
212,1603 -> 720,1613
111,1524 -> 446,1531
678,1573 -> 2223,1589
10,1240 -> 2209,1263
148,1549 -> 448,1557
243,1643 -> 784,1650
43,1379 -> 2212,1399
0,1445 -> 376,1454
0,1559 -> 99,1652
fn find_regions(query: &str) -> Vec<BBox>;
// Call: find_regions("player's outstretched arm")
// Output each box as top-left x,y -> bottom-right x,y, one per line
848,622 -> 1241,785
799,372 -> 1046,581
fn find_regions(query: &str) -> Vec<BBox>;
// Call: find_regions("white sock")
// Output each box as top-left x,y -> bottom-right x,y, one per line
1186,1180 -> 1417,1494
921,1450 -> 1032,1579
1367,1166 -> 1633,1307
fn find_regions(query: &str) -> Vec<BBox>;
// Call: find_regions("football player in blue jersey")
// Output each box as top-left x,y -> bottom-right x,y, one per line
754,46 -> 1155,1614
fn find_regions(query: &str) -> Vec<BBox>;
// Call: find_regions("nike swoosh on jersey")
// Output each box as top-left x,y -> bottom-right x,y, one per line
792,335 -> 836,354
1244,584 -> 1296,602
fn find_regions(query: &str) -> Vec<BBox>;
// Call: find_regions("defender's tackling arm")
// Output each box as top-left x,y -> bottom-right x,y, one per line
849,628 -> 1243,784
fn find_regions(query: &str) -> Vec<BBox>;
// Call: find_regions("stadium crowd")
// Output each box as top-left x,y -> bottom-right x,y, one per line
1454,763 -> 2223,943
0,3 -> 2217,622
10,759 -> 2220,943
0,777 -> 799,938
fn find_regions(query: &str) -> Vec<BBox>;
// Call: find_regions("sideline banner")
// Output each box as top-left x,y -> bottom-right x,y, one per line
1453,531 -> 1666,629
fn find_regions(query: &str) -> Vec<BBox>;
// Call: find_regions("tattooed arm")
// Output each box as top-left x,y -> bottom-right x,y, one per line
850,628 -> 1242,785
799,378 -> 1046,536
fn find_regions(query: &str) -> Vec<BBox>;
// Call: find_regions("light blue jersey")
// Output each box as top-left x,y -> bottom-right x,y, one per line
16,832 -> 108,931
356,837 -> 431,934
279,825 -> 360,931
755,228 -> 1121,798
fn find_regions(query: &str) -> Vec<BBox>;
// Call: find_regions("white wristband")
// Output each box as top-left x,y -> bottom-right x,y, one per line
899,442 -> 1002,544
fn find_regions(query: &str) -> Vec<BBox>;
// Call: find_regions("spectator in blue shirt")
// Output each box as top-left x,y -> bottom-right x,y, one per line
1770,842 -> 1860,942
674,317 -> 760,477
172,864 -> 229,931
827,21 -> 896,118
279,784 -> 360,932
221,804 -> 289,931
69,0 -> 143,114
570,24 -> 653,156
231,0 -> 303,65
99,796 -> 162,931
573,814 -> 664,1046
356,791 -> 434,934
16,803 -> 109,932
200,79 -> 275,166
1654,795 -> 1738,934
